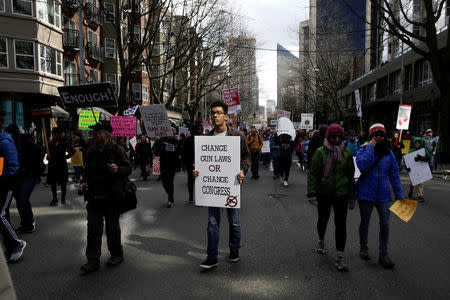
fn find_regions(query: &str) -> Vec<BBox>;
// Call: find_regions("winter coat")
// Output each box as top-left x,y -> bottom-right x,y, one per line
269,133 -> 280,157
46,138 -> 75,184
419,137 -> 435,155
308,146 -> 355,198
356,144 -> 404,202
136,142 -> 153,164
0,132 -> 19,180
247,134 -> 263,153
307,133 -> 325,167
154,137 -> 180,172
181,135 -> 195,168
276,135 -> 295,159
18,135 -> 45,178
344,138 -> 360,157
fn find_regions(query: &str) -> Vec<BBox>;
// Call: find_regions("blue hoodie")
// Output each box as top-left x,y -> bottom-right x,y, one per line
0,132 -> 20,179
356,144 -> 404,202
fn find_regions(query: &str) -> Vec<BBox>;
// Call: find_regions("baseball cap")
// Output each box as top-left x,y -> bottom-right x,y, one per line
89,120 -> 113,133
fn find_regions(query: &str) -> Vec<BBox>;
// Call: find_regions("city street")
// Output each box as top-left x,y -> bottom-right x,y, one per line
7,164 -> 450,299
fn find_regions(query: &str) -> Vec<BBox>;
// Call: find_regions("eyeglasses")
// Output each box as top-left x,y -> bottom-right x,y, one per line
329,134 -> 343,140
211,111 -> 224,116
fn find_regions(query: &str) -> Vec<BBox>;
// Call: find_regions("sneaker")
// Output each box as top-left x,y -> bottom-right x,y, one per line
418,196 -> 424,202
8,240 -> 27,263
228,250 -> 240,262
359,247 -> 370,260
378,254 -> 395,269
408,191 -> 413,199
80,261 -> 100,274
316,240 -> 325,254
199,258 -> 218,269
15,222 -> 35,233
106,256 -> 124,267
167,201 -> 174,208
283,181 -> 288,187
280,177 -> 284,183
49,200 -> 58,206
335,255 -> 349,272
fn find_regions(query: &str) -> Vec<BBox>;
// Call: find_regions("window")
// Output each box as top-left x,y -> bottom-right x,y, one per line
14,40 -> 35,70
88,31 -> 98,45
367,82 -> 376,102
132,83 -> 141,100
12,0 -> 33,16
133,25 -> 140,42
0,38 -> 7,68
104,38 -> 115,58
405,64 -> 413,90
64,60 -> 77,85
38,0 -> 61,28
142,84 -> 148,101
0,0 -> 5,12
89,69 -> 99,83
391,71 -> 400,94
40,44 -> 62,76
419,60 -> 432,86
104,2 -> 115,23
105,73 -> 116,91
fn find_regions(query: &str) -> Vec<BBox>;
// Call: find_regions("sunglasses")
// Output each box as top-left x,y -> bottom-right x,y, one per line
329,134 -> 343,139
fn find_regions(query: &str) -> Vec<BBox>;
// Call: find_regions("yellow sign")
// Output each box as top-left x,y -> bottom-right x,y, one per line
401,140 -> 411,155
71,147 -> 83,166
389,198 -> 418,223
78,110 -> 100,130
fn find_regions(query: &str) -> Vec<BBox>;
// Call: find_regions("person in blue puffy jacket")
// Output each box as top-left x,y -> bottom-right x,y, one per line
356,123 -> 404,269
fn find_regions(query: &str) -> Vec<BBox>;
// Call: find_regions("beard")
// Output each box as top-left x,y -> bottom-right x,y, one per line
374,140 -> 390,158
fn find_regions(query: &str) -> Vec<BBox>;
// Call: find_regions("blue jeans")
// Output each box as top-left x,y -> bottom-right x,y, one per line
14,176 -> 40,227
73,166 -> 83,182
207,207 -> 241,260
358,200 -> 390,254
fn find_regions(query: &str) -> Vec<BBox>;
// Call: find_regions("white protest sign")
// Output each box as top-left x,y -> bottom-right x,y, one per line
130,137 -> 137,150
179,127 -> 188,138
277,117 -> 296,140
355,90 -> 362,117
396,104 -> 412,130
139,104 -> 173,138
300,113 -> 314,130
261,140 -> 270,154
403,148 -> 433,186
277,109 -> 291,119
195,136 -> 241,208
353,157 -> 361,179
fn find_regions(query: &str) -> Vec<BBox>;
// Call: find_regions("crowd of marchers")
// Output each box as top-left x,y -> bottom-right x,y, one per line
0,102 -> 442,275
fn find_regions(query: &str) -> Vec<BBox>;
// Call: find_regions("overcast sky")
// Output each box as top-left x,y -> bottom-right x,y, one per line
230,0 -> 310,107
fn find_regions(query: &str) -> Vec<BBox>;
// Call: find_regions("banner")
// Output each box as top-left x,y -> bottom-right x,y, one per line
58,83 -> 117,108
277,109 -> 291,119
78,110 -> 100,130
111,116 -> 136,137
396,104 -> 412,130
195,136 -> 241,208
123,105 -> 139,116
140,104 -> 173,138
389,199 -> 418,223
403,148 -> 433,186
222,88 -> 241,114
300,113 -> 314,130
355,89 -> 362,117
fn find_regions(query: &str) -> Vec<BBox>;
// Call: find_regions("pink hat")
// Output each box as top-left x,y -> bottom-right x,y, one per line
326,124 -> 344,138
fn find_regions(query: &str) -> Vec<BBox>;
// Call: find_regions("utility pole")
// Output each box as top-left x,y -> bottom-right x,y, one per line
78,0 -> 85,84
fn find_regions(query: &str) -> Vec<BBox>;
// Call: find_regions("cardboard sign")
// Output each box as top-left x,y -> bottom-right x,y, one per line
355,89 -> 362,117
277,109 -> 291,119
403,148 -> 433,186
111,116 -> 136,137
278,117 -> 296,140
58,83 -> 117,108
222,88 -> 241,114
78,110 -> 100,130
300,113 -> 314,130
261,140 -> 270,154
195,136 -> 241,208
152,157 -> 160,175
140,104 -> 173,138
123,105 -> 139,116
390,199 -> 418,223
396,104 -> 412,130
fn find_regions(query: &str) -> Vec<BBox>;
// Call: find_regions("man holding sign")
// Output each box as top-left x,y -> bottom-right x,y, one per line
193,101 -> 250,270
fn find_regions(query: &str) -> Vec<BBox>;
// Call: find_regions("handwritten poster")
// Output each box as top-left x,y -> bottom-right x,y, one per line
78,110 -> 100,130
300,113 -> 314,130
140,104 -> 173,138
222,87 -> 241,114
261,140 -> 270,154
403,148 -> 433,186
396,104 -> 412,130
111,116 -> 136,137
195,136 -> 241,208
389,198 -> 418,223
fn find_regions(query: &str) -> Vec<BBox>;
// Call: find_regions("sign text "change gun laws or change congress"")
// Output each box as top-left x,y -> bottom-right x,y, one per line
195,136 -> 241,208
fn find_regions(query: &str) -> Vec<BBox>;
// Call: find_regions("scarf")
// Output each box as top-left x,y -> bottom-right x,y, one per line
323,139 -> 345,177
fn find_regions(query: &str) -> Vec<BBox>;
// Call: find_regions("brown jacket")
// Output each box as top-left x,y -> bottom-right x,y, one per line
247,134 -> 263,153
208,125 -> 251,174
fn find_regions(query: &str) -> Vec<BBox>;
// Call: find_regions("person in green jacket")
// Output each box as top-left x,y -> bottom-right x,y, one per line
307,124 -> 355,272
407,137 -> 431,202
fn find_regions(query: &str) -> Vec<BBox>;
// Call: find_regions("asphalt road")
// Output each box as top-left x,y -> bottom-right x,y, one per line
7,163 -> 450,299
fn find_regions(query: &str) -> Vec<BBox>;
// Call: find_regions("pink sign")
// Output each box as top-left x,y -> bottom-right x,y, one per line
111,116 -> 137,137
202,118 -> 210,127
222,88 -> 241,114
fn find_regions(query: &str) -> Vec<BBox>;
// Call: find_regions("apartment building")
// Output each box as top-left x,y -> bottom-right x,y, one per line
277,43 -> 299,120
0,0 -> 64,129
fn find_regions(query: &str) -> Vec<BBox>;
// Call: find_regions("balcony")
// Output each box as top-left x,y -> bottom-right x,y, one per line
63,29 -> 79,50
64,73 -> 79,86
84,3 -> 102,27
86,42 -> 104,62
62,0 -> 78,11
